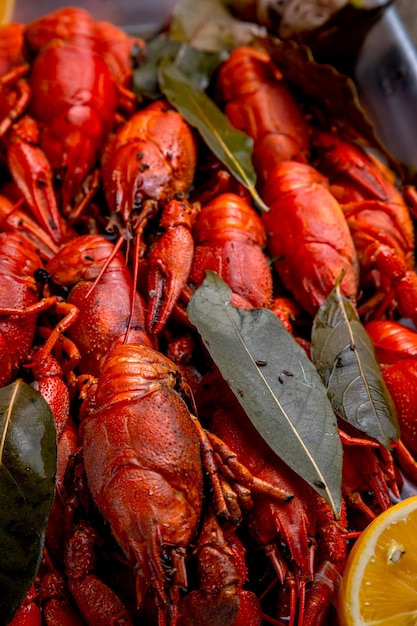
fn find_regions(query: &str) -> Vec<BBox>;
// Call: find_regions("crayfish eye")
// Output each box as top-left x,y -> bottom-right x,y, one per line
278,541 -> 292,563
133,193 -> 143,209
131,42 -> 146,68
34,268 -> 50,284
160,550 -> 176,576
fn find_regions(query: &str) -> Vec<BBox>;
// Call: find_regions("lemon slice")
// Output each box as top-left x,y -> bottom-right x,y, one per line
337,495 -> 417,625
0,0 -> 14,24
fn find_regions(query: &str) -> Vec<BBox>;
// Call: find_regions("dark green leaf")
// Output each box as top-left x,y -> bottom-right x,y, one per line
133,34 -> 182,100
287,1 -> 392,75
158,57 -> 269,213
311,279 -> 400,447
188,272 -> 342,516
133,35 -> 226,103
174,44 -> 228,91
231,1 -> 391,75
0,380 -> 57,624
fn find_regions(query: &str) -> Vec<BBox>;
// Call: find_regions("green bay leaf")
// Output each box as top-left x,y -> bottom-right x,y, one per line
133,36 -> 225,100
188,271 -> 342,517
0,380 -> 57,624
133,34 -> 182,100
158,57 -> 269,212
311,280 -> 400,447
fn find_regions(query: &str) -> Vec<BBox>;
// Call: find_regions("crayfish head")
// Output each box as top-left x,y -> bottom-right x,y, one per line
46,234 -> 121,285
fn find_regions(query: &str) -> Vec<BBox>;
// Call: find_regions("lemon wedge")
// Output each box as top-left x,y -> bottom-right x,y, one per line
337,495 -> 417,625
0,0 -> 14,24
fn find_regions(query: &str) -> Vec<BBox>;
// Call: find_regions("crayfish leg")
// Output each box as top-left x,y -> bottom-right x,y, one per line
264,544 -> 302,626
302,496 -> 349,626
176,507 -> 247,626
40,579 -> 85,626
0,58 -> 31,137
65,521 -> 134,626
207,429 -> 294,502
303,561 -> 342,626
394,440 -> 417,487
190,414 -> 293,524
146,196 -> 200,336
7,121 -> 65,245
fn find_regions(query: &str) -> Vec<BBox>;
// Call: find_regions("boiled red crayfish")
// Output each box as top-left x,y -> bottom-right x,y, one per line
101,98 -> 198,239
25,7 -> 145,210
1,112 -> 66,245
188,191 -> 273,310
215,46 -> 310,188
147,188 -> 273,335
76,342 -> 204,623
44,233 -> 152,377
215,47 -> 360,317
0,21 -> 61,244
312,131 -> 417,324
366,319 -> 417,487
261,160 -> 360,315
0,230 -> 78,387
72,338 -> 291,624
196,368 -> 348,626
0,7 -> 145,244
99,97 -> 199,336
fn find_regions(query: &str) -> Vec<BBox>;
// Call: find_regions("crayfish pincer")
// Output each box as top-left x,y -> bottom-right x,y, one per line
78,342 -> 205,623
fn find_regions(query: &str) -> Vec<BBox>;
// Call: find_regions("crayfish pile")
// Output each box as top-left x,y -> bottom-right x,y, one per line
3,5 -> 417,626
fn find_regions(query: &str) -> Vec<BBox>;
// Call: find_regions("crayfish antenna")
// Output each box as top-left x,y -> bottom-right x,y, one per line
84,233 -> 125,300
124,232 -> 143,343
296,575 -> 306,626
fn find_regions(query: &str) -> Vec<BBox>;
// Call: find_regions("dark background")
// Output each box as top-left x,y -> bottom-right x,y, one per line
11,1 -> 417,44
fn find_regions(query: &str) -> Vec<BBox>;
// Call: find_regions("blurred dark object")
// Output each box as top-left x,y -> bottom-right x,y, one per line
355,4 -> 417,173
227,0 -> 393,74
293,1 -> 392,73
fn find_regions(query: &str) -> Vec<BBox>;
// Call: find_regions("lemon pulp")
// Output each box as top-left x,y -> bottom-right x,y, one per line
337,495 -> 417,625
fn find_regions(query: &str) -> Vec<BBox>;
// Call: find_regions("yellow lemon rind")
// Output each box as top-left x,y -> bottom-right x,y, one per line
338,495 -> 417,626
